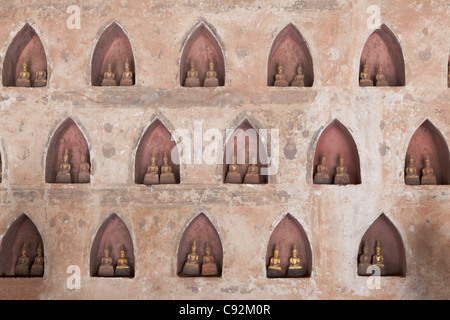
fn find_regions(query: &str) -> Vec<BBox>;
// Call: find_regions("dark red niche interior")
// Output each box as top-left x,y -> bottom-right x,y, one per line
135,120 -> 180,184
0,214 -> 44,277
223,120 -> 268,184
91,22 -> 135,86
2,23 -> 47,87
405,120 -> 450,185
177,213 -> 223,276
90,213 -> 135,277
180,23 -> 225,87
45,118 -> 90,183
313,119 -> 361,184
358,214 -> 406,276
265,214 -> 312,277
267,23 -> 314,87
359,24 -> 405,86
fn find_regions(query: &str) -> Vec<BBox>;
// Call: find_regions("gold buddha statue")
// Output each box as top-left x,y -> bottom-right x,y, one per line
98,244 -> 115,277
184,60 -> 201,87
203,61 -> 219,87
274,64 -> 288,87
243,156 -> 260,184
143,152 -> 160,185
371,240 -> 385,275
78,152 -> 90,183
159,153 -> 176,184
334,154 -> 350,185
201,242 -> 219,276
357,241 -> 372,276
290,64 -> 305,87
267,244 -> 283,278
34,70 -> 47,87
314,153 -> 330,184
405,154 -> 420,185
15,243 -> 30,276
101,62 -> 117,86
375,65 -> 389,86
115,245 -> 131,277
120,58 -> 134,86
359,62 -> 373,86
30,242 -> 44,277
225,153 -> 242,184
55,149 -> 72,183
16,60 -> 31,87
421,155 -> 436,185
287,244 -> 304,277
181,240 -> 200,276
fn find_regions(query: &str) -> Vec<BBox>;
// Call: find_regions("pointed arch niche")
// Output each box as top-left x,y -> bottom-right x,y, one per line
2,23 -> 47,87
312,119 -> 361,185
91,22 -> 135,86
180,22 -> 225,87
177,213 -> 223,277
135,119 -> 180,185
267,23 -> 314,87
45,118 -> 90,184
357,214 -> 406,277
266,214 -> 312,278
90,213 -> 135,277
405,120 -> 450,185
0,214 -> 44,277
223,119 -> 268,184
359,24 -> 405,87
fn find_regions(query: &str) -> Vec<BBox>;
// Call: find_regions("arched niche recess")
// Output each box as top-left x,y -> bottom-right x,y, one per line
0,214 -> 44,277
90,213 -> 135,277
177,213 -> 223,277
180,22 -> 225,87
267,23 -> 314,87
91,22 -> 135,86
357,213 -> 406,277
223,119 -> 269,184
45,118 -> 90,184
266,214 -> 312,278
405,119 -> 450,185
312,119 -> 361,185
359,24 -> 405,87
135,119 -> 180,185
2,23 -> 47,87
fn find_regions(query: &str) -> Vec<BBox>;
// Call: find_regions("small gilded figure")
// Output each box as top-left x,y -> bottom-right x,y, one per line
357,241 -> 372,276
273,64 -> 288,87
334,154 -> 350,185
16,60 -> 31,87
405,154 -> 420,185
201,242 -> 219,276
203,61 -> 219,87
371,240 -> 385,275
267,245 -> 283,278
115,245 -> 131,277
55,149 -> 72,183
160,153 -> 176,184
421,155 -> 436,185
15,243 -> 30,276
184,60 -> 201,87
243,156 -> 260,184
78,151 -> 90,183
30,242 -> 44,277
314,153 -> 330,184
375,65 -> 389,86
120,58 -> 134,86
34,70 -> 47,87
287,244 -> 304,277
181,240 -> 200,276
143,152 -> 160,185
101,62 -> 116,86
359,62 -> 373,86
225,153 -> 242,184
98,244 -> 114,277
290,64 -> 305,87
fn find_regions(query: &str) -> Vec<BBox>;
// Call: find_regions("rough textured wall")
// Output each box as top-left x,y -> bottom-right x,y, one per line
0,0 -> 448,299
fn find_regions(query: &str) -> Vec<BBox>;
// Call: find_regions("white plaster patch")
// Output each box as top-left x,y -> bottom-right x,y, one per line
327,47 -> 340,61
409,225 -> 415,232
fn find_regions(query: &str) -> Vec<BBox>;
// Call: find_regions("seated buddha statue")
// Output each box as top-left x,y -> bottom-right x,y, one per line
115,245 -> 131,277
15,243 -> 30,276
55,149 -> 72,183
181,240 -> 200,276
359,62 -> 373,87
287,244 -> 304,277
243,157 -> 260,184
120,58 -> 134,86
143,153 -> 160,185
290,64 -> 305,87
160,153 -> 176,184
267,245 -> 283,278
201,242 -> 219,276
16,60 -> 31,87
405,154 -> 420,185
334,154 -> 350,185
225,154 -> 242,184
78,152 -> 90,183
375,65 -> 389,86
421,155 -> 436,185
98,244 -> 115,277
313,153 -> 330,184
34,70 -> 47,87
101,62 -> 117,86
203,61 -> 219,87
273,64 -> 288,87
357,241 -> 372,276
30,242 -> 44,277
184,61 -> 201,87
371,240 -> 385,275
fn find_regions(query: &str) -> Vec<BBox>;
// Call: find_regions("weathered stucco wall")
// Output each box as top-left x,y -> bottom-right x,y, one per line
0,0 -> 448,299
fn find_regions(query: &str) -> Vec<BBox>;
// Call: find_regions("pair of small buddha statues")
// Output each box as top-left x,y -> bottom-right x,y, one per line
143,153 -> 176,185
101,59 -> 134,86
97,245 -> 131,277
359,62 -> 389,86
181,240 -> 219,276
55,149 -> 90,183
358,240 -> 385,276
14,242 -> 44,277
405,154 -> 436,185
184,60 -> 219,87
15,60 -> 47,87
267,244 -> 304,277
225,155 -> 261,184
314,153 -> 350,185
273,64 -> 305,87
